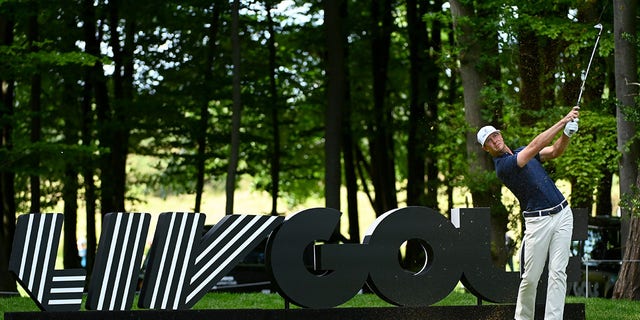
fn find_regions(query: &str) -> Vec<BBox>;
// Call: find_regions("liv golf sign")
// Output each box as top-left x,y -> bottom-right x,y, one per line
9,207 -> 584,312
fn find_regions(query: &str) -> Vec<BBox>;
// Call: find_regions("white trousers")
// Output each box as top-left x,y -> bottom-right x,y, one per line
515,206 -> 573,320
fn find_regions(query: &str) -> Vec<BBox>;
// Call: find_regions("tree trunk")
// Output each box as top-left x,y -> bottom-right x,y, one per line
60,11 -> 81,270
404,0 -> 443,272
98,1 -> 118,215
226,0 -> 242,215
326,0 -> 359,242
0,10 -> 17,292
28,8 -> 41,213
612,216 -> 640,299
100,0 -> 130,215
612,0 -> 640,291
517,28 -> 542,127
63,163 -> 81,269
450,0 -> 509,266
80,0 -> 102,275
596,170 -> 614,216
614,0 -> 639,252
119,14 -> 135,208
266,0 -> 282,216
324,0 -> 345,214
369,0 -> 397,215
423,1 -> 442,210
449,0 -> 490,188
195,2 -> 222,213
344,116 -> 360,242
444,28 -> 457,215
324,0 -> 347,243
406,0 -> 427,207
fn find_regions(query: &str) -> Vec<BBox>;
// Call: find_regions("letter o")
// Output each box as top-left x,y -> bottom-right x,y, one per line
364,206 -> 462,306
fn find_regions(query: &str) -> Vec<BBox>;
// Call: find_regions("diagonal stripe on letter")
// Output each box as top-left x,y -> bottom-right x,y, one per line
38,214 -> 58,302
190,215 -> 258,284
150,213 -> 177,308
173,213 -> 201,309
162,213 -> 189,309
98,212 -> 122,310
121,214 -> 148,310
195,215 -> 246,264
29,215 -> 46,292
19,214 -> 34,279
110,213 -> 133,310
186,216 -> 279,303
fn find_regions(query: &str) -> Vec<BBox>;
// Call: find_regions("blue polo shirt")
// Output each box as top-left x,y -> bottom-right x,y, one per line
494,146 -> 565,212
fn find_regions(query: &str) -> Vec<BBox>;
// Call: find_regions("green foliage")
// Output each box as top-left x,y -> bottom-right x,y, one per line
620,185 -> 640,218
432,101 -> 467,190
620,95 -> 640,151
551,107 -> 619,205
618,94 -> 640,218
0,0 -> 630,221
0,43 -> 99,79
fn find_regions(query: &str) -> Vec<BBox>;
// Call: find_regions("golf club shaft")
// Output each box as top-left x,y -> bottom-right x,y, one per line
576,24 -> 604,107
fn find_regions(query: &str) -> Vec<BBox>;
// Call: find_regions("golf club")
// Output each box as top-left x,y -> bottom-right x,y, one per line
576,23 -> 604,107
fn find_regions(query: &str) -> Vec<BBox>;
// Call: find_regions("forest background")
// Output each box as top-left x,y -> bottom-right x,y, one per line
1,0 -> 639,300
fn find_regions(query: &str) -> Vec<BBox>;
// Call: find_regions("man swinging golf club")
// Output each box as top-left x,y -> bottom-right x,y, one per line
477,106 -> 579,320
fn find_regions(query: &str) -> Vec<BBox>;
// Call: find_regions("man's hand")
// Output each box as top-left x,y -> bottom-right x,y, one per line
564,120 -> 579,137
563,106 -> 580,123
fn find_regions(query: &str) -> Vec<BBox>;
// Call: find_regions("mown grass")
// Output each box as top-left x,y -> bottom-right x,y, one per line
2,289 -> 639,320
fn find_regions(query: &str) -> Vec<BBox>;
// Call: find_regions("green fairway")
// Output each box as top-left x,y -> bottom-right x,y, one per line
2,290 -> 639,320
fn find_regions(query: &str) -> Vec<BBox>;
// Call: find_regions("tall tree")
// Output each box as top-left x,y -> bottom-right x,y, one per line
405,0 -> 443,210
62,91 -> 81,270
449,5 -> 478,124
324,0 -> 348,243
226,0 -> 242,215
450,0 -> 509,265
516,14 -> 542,126
406,0 -> 428,207
323,0 -> 358,241
368,0 -> 397,215
614,0 -> 640,251
422,1 -> 443,210
324,0 -> 344,214
99,0 -> 133,215
265,0 -> 282,216
27,3 -> 41,213
612,0 -> 640,300
80,0 -> 104,274
449,0 -> 492,197
613,177 -> 640,300
58,3 -> 82,269
0,3 -> 17,292
404,0 -> 441,272
194,2 -> 223,213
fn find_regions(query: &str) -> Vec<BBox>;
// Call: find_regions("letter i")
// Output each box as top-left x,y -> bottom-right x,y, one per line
85,212 -> 151,310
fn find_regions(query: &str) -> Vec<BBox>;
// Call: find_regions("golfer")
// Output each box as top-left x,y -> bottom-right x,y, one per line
477,106 -> 579,320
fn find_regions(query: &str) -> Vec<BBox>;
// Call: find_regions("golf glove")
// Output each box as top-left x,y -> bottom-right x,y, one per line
564,119 -> 579,137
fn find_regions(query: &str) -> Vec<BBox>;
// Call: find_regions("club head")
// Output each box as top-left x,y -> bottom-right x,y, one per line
594,23 -> 603,30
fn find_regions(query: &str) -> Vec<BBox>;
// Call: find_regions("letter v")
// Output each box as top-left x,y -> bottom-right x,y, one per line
9,213 -> 86,311
138,213 -> 284,310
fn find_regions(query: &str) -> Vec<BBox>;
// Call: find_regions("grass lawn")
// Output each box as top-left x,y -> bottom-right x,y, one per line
2,289 -> 639,320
